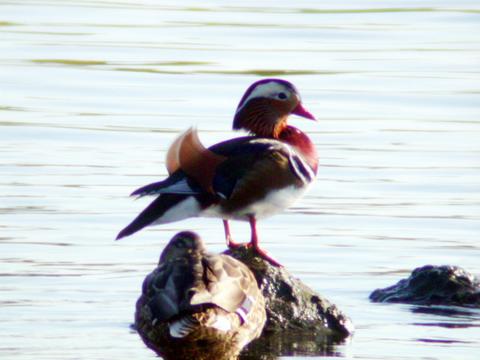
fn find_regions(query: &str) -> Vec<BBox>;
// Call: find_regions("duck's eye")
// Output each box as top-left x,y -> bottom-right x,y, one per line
277,92 -> 287,100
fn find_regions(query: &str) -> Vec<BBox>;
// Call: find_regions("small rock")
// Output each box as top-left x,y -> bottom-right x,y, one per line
370,265 -> 480,307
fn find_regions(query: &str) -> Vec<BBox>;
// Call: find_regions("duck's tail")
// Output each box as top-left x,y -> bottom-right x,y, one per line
116,194 -> 200,240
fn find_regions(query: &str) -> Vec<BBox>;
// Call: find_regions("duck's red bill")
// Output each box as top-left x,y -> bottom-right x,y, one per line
292,103 -> 316,121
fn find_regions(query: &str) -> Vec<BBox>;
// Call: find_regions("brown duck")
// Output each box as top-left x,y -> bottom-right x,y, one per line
135,231 -> 266,360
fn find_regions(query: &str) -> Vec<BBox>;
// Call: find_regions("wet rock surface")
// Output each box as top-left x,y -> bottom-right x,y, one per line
135,244 -> 353,360
225,246 -> 354,358
370,265 -> 480,307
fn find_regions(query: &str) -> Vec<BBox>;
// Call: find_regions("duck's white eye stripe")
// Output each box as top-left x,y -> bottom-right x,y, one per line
236,81 -> 288,113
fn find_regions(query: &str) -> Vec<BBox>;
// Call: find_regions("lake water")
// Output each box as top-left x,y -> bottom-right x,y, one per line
1,0 -> 480,359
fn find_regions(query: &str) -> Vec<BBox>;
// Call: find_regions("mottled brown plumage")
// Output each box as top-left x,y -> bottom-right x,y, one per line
135,231 -> 266,360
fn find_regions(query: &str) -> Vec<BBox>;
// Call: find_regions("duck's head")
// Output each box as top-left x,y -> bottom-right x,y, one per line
159,231 -> 205,263
233,78 -> 315,138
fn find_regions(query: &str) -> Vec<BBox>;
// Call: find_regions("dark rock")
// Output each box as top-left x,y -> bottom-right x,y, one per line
370,265 -> 480,307
225,246 -> 354,358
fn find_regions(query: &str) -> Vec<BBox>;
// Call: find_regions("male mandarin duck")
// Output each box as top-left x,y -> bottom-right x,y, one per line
117,79 -> 318,265
135,231 -> 266,360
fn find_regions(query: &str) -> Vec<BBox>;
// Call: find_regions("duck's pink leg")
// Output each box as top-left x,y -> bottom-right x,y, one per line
248,215 -> 282,267
224,219 -> 244,248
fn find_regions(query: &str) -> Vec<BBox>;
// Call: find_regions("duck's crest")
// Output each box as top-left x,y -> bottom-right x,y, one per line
234,78 -> 297,120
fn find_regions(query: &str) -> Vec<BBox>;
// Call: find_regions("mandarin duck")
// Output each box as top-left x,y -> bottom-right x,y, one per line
135,231 -> 266,360
117,79 -> 318,265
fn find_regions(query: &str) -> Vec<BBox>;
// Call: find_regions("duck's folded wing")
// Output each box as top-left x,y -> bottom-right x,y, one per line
190,254 -> 257,319
130,128 -> 225,198
131,131 -> 311,200
130,171 -> 201,197
166,127 -> 227,194
210,138 -> 312,201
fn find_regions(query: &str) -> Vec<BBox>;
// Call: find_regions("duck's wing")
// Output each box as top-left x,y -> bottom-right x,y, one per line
130,128 -> 226,198
189,253 -> 260,322
209,137 -> 315,202
165,127 -> 227,194
131,128 -> 311,200
130,170 -> 201,197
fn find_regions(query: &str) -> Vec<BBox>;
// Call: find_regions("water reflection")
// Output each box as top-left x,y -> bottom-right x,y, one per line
414,323 -> 480,329
240,330 -> 348,359
411,305 -> 480,318
415,338 -> 474,344
138,326 -> 348,360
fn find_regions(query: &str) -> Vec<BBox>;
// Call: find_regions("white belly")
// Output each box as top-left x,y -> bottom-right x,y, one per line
201,185 -> 308,221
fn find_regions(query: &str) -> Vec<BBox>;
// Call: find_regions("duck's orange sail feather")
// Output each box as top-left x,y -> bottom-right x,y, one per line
165,127 -> 226,194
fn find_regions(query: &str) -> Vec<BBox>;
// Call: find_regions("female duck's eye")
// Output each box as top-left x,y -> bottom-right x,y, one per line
277,92 -> 287,100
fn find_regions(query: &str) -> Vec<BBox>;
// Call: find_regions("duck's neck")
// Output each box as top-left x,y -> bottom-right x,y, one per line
278,125 -> 318,173
233,98 -> 289,138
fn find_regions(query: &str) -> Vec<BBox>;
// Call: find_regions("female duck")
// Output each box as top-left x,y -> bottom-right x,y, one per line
135,231 -> 266,360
